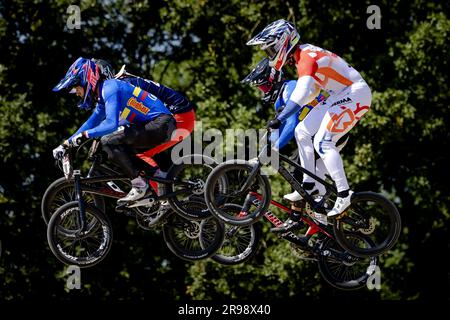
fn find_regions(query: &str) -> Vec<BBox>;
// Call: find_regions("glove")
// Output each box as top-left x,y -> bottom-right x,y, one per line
52,145 -> 65,160
70,132 -> 88,147
267,118 -> 282,129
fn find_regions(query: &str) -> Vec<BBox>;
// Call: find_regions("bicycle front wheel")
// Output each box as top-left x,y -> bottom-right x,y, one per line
47,201 -> 113,268
41,177 -> 106,224
333,192 -> 401,257
205,160 -> 271,226
165,154 -> 224,220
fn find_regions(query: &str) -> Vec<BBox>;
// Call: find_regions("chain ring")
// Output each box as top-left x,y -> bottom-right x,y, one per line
290,243 -> 316,261
134,200 -> 163,230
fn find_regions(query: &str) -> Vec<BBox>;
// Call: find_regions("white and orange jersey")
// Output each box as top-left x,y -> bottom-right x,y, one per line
293,44 -> 363,95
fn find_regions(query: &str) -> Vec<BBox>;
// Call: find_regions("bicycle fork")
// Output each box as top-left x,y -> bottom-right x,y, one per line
73,170 -> 88,232
235,160 -> 263,196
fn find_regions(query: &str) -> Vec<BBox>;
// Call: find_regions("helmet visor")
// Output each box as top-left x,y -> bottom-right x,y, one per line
53,74 -> 78,92
241,58 -> 271,86
53,57 -> 85,92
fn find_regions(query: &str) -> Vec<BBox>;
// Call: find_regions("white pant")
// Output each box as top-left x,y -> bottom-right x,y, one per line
294,81 -> 372,192
314,137 -> 348,195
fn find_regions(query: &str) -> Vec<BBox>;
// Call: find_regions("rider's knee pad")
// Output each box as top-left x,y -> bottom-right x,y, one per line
314,135 -> 337,156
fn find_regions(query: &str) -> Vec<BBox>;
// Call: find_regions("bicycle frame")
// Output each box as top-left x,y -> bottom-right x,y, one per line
60,140 -> 204,229
242,129 -> 338,215
220,191 -> 359,263
76,174 -> 200,201
276,151 -> 336,214
250,192 -> 333,244
242,192 -> 361,262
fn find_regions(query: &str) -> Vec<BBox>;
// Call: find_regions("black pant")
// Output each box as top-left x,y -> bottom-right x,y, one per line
101,114 -> 176,178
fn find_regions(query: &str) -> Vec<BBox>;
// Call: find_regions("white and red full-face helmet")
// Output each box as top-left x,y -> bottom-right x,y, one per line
247,19 -> 300,71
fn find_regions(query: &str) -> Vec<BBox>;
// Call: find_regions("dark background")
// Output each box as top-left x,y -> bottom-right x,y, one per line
0,0 -> 448,301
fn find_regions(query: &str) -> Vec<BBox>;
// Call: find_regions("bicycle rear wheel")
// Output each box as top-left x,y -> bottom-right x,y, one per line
200,204 -> 261,265
318,233 -> 378,290
163,201 -> 225,261
333,192 -> 401,257
165,154 -> 225,220
205,160 -> 271,226
47,201 -> 113,268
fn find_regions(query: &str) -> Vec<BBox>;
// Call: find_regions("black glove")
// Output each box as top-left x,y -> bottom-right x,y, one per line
267,118 -> 282,129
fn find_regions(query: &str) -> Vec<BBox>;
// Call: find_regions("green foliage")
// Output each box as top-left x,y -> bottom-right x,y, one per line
0,0 -> 448,301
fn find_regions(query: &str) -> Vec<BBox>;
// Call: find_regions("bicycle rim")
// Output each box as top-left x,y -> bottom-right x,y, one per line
333,192 -> 401,257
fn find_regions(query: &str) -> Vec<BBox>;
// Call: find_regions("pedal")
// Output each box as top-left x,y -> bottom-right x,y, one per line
294,235 -> 310,247
115,201 -> 143,215
115,202 -> 128,212
147,205 -> 171,227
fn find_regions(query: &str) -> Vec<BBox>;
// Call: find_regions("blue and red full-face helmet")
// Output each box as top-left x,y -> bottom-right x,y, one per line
53,57 -> 101,110
241,58 -> 284,106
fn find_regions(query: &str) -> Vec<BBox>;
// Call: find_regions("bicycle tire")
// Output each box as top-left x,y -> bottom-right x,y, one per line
318,232 -> 378,290
47,201 -> 113,268
41,177 -> 106,224
163,209 -> 225,261
164,154 -> 224,220
333,192 -> 401,257
201,204 -> 261,265
205,160 -> 271,226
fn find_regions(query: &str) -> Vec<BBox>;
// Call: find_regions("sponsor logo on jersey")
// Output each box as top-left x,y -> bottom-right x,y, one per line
331,97 -> 352,107
127,97 -> 149,114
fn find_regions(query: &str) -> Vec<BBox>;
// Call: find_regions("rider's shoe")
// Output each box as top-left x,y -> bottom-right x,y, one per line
283,182 -> 319,202
327,190 -> 353,217
271,206 -> 304,233
283,191 -> 303,202
118,176 -> 148,203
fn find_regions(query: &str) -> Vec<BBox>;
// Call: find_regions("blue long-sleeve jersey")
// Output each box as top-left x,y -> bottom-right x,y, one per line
271,80 -> 299,150
271,80 -> 330,149
70,79 -> 171,141
120,76 -> 192,114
